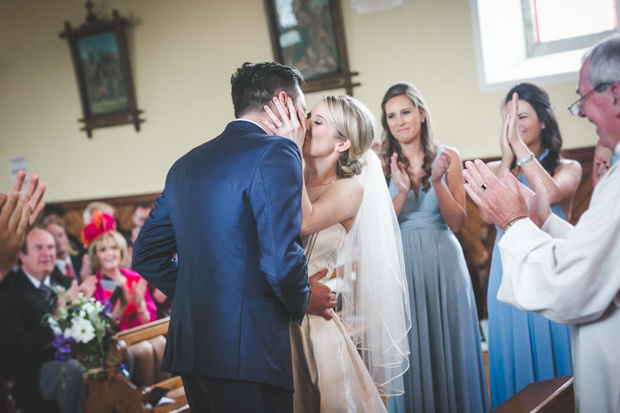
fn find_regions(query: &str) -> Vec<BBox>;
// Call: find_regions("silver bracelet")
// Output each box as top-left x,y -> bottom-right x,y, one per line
516,152 -> 535,166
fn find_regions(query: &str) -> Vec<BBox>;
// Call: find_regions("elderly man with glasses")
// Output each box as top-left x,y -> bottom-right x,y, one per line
463,34 -> 620,412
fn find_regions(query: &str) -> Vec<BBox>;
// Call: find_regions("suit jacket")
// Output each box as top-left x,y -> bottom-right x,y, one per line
0,269 -> 73,402
133,120 -> 309,391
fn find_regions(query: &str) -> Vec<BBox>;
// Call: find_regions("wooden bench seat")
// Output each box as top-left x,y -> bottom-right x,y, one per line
492,375 -> 574,412
83,317 -> 189,413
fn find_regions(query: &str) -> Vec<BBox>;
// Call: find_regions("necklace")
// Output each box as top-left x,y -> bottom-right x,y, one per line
307,180 -> 335,188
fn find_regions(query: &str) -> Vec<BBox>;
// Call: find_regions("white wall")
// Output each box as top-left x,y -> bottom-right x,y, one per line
0,0 -> 599,202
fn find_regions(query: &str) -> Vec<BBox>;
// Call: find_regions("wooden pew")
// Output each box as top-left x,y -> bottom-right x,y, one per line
492,375 -> 574,412
1,375 -> 59,413
83,317 -> 189,413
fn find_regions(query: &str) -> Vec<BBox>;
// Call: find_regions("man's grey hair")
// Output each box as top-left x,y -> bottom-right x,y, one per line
583,34 -> 620,86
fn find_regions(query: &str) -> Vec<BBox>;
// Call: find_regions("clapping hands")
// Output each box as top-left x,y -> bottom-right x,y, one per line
390,153 -> 411,195
431,149 -> 451,184
0,171 -> 46,280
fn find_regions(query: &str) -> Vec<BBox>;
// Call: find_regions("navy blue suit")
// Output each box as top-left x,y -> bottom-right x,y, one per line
133,120 -> 309,410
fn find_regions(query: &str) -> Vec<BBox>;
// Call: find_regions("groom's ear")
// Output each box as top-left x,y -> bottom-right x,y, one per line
274,91 -> 290,116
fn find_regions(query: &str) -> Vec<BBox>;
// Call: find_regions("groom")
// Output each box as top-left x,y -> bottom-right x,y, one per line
132,62 -> 336,412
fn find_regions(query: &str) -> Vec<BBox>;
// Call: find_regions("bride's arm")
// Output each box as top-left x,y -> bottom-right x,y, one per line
300,178 -> 363,237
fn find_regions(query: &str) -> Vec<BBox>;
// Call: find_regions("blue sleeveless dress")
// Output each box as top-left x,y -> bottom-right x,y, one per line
388,146 -> 489,413
487,151 -> 573,408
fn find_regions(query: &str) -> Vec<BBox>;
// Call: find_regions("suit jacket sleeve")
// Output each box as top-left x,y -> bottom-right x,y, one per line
250,139 -> 309,324
497,181 -> 620,325
132,191 -> 179,298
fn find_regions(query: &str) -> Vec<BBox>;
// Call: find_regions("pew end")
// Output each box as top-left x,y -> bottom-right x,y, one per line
83,317 -> 189,413
493,375 -> 574,412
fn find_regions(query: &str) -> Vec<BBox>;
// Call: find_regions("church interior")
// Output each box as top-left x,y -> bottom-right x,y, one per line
0,0 -> 602,411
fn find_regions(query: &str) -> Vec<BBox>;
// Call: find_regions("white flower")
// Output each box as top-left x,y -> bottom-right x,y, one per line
66,317 -> 96,344
48,317 -> 62,336
82,301 -> 99,320
56,306 -> 67,320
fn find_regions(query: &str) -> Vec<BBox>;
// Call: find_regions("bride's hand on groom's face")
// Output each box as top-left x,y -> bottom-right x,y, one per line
307,268 -> 338,320
262,96 -> 306,152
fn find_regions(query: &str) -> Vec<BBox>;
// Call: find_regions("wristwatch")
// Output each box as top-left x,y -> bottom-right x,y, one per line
504,216 -> 527,233
516,152 -> 535,166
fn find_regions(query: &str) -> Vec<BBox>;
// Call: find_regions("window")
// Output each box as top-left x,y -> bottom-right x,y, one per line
522,0 -> 620,57
470,0 -> 619,92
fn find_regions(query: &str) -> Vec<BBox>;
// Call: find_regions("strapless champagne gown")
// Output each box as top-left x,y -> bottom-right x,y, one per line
290,224 -> 387,413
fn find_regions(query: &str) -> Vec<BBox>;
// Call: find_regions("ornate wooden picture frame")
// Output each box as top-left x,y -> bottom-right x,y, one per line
263,0 -> 359,95
60,10 -> 144,138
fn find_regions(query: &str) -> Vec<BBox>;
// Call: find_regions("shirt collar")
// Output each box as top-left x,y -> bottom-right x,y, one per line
234,118 -> 270,134
22,269 -> 51,289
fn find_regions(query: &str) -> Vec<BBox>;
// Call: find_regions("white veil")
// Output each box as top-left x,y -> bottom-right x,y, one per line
335,149 -> 411,396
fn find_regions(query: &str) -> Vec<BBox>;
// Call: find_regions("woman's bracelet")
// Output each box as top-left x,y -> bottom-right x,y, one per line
516,152 -> 535,166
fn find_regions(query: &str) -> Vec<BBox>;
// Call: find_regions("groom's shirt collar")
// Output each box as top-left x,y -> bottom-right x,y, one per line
234,118 -> 270,135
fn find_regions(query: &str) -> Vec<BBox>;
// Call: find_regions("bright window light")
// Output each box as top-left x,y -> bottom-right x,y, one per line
535,0 -> 617,43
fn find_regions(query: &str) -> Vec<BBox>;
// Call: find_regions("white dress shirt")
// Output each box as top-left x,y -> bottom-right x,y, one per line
23,270 -> 51,289
55,257 -> 75,277
497,144 -> 620,412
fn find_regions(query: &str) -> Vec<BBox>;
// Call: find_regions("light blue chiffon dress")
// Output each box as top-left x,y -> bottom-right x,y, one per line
388,146 -> 489,413
487,150 -> 573,408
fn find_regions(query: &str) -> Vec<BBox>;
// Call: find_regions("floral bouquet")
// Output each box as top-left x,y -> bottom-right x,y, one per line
46,291 -> 115,379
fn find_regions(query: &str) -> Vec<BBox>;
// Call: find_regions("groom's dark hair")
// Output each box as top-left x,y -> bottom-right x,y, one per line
231,62 -> 304,118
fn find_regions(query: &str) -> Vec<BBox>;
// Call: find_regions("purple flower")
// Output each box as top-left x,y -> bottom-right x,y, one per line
54,348 -> 69,362
52,335 -> 64,348
52,336 -> 77,362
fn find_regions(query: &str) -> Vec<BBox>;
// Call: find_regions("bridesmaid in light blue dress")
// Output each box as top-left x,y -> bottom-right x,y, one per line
382,83 -> 488,413
484,83 -> 582,408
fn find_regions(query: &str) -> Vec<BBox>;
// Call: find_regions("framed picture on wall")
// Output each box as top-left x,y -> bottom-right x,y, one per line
60,10 -> 144,138
263,0 -> 359,95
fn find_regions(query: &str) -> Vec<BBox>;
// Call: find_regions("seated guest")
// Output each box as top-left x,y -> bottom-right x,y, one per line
82,201 -> 115,226
78,201 -> 116,281
84,212 -> 157,330
0,229 -> 92,413
43,221 -> 83,281
40,205 -> 83,253
130,203 -> 152,244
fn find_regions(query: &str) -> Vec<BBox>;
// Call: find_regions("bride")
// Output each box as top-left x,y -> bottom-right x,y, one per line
264,95 -> 411,412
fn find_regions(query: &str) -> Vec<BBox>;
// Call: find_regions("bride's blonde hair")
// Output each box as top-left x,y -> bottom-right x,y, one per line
323,95 -> 376,178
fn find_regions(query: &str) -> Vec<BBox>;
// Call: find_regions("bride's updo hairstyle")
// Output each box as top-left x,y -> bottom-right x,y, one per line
323,95 -> 376,178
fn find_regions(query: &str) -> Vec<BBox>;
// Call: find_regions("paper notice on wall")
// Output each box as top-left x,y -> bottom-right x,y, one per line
350,0 -> 405,14
10,157 -> 27,189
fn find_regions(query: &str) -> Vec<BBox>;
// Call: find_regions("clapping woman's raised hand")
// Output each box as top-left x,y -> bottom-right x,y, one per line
390,152 -> 411,195
500,113 -> 514,161
506,92 -> 523,147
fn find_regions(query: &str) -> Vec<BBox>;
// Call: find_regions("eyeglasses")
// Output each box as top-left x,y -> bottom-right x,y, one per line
568,82 -> 612,116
